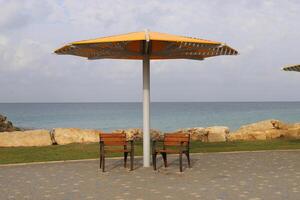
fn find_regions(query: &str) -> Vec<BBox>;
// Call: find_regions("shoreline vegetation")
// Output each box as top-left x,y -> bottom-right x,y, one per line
1,114 -> 300,165
1,140 -> 300,165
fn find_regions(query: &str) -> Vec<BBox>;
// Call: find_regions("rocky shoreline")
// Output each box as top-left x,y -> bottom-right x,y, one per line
0,117 -> 299,147
0,114 -> 21,132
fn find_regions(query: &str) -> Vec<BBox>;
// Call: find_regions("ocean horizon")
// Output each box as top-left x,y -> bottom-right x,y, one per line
0,102 -> 299,132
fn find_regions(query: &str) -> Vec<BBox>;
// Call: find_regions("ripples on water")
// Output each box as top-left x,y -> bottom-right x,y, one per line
0,102 -> 299,132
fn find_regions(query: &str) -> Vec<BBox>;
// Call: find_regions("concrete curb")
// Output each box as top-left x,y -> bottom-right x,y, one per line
1,149 -> 299,167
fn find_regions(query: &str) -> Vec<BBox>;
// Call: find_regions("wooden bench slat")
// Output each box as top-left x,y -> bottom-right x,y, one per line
164,137 -> 189,142
152,133 -> 191,172
164,141 -> 188,146
102,141 -> 126,146
158,149 -> 181,153
100,133 -> 125,138
164,133 -> 189,137
101,138 -> 126,142
104,149 -> 130,153
99,132 -> 134,172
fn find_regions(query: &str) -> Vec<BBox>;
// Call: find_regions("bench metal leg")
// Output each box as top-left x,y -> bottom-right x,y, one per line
102,154 -> 105,172
152,153 -> 157,170
124,152 -> 128,168
179,152 -> 183,172
186,152 -> 191,168
99,143 -> 103,169
161,152 -> 168,168
101,144 -> 105,172
130,151 -> 134,171
100,154 -> 102,169
99,148 -> 102,169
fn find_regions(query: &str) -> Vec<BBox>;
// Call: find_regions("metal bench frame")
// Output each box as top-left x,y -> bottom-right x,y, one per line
99,133 -> 134,172
152,133 -> 191,172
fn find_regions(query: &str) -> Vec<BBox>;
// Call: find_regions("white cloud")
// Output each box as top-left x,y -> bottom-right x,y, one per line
12,40 -> 47,69
0,35 -> 8,46
0,0 -> 300,102
0,1 -> 28,30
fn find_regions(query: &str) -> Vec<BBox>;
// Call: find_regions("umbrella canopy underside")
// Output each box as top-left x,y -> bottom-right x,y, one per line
55,31 -> 238,60
282,64 -> 300,72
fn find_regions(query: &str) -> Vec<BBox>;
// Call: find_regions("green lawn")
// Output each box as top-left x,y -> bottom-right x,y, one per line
0,139 -> 300,165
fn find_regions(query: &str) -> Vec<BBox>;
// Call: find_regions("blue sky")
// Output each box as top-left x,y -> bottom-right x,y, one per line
0,0 -> 299,102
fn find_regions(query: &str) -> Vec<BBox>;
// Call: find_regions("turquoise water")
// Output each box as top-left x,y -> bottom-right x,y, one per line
0,102 -> 299,132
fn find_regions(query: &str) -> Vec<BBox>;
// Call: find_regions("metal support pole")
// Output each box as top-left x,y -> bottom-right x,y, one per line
143,55 -> 150,167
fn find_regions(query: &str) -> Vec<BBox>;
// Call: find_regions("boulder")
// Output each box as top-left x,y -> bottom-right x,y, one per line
228,119 -> 282,141
0,114 -> 19,132
0,130 -> 52,147
52,128 -> 101,145
205,126 -> 230,142
285,127 -> 300,139
228,119 -> 300,141
237,119 -> 280,133
227,132 -> 244,141
246,131 -> 267,140
113,128 -> 142,140
265,129 -> 287,139
293,123 -> 300,128
150,129 -> 163,140
227,131 -> 267,141
0,115 -> 6,122
176,127 -> 208,142
112,128 -> 162,140
270,120 -> 290,130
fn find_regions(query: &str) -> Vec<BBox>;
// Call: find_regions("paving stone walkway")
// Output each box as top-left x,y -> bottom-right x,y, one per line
0,150 -> 299,200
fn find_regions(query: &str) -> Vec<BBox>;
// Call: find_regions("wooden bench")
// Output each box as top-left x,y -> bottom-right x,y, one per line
152,133 -> 191,172
99,133 -> 134,172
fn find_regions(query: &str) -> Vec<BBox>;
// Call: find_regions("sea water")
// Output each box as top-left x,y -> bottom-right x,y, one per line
0,102 -> 299,132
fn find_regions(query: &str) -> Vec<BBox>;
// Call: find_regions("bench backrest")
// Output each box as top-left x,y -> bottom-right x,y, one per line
100,133 -> 126,146
163,133 -> 190,146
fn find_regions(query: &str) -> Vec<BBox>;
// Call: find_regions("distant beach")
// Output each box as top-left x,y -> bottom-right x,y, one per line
0,102 -> 299,132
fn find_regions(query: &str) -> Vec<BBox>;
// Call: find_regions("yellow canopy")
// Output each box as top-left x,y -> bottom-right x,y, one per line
282,64 -> 300,72
55,31 -> 238,60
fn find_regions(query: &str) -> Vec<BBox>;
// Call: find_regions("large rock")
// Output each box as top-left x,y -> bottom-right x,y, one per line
0,114 -> 19,132
227,132 -> 244,141
113,128 -> 142,140
228,119 -> 300,141
0,130 -> 52,147
228,129 -> 297,141
176,127 -> 208,142
228,120 -> 278,141
52,128 -> 101,145
205,126 -> 230,142
150,129 -> 163,140
285,123 -> 300,139
230,131 -> 268,141
270,120 -> 290,129
265,129 -> 287,139
285,127 -> 300,139
237,119 -> 279,133
112,128 -> 162,140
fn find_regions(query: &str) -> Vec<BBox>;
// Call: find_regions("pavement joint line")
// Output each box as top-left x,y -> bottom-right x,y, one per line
0,149 -> 299,167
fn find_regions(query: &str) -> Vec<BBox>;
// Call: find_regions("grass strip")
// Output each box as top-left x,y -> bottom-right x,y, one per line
0,139 -> 300,165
